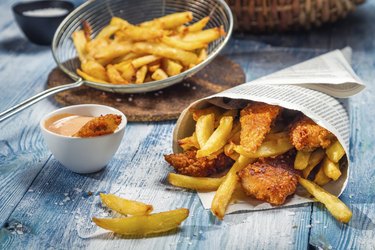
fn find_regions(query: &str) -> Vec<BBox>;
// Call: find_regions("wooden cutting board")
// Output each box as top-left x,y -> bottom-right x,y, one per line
47,56 -> 245,122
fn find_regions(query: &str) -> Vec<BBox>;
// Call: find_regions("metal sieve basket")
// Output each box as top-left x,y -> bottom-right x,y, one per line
0,0 -> 233,121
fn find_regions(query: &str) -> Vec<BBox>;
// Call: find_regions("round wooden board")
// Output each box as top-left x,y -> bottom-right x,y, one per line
47,56 -> 245,122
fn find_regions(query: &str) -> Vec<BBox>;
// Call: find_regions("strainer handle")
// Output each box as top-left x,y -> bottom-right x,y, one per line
0,80 -> 84,122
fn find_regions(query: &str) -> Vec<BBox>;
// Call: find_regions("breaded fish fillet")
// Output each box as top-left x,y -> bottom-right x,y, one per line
237,152 -> 299,205
240,102 -> 282,152
74,114 -> 122,137
164,150 -> 234,177
289,115 -> 335,152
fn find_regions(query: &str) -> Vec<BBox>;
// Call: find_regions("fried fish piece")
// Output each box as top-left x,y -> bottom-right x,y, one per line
74,114 -> 122,137
289,115 -> 335,152
164,150 -> 234,177
240,102 -> 282,152
237,152 -> 299,205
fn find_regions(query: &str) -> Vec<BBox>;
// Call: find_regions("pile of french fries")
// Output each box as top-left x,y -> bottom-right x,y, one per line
168,104 -> 352,223
93,193 -> 189,236
71,12 -> 225,85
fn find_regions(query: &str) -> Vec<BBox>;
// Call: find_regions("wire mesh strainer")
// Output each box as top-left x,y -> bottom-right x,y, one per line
0,0 -> 233,122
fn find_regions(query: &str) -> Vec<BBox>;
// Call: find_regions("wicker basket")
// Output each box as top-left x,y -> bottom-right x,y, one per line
226,0 -> 365,32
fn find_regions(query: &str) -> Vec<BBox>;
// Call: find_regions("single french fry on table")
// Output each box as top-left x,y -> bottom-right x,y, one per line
100,193 -> 153,216
302,148 -> 325,178
294,151 -> 312,170
211,155 -> 254,220
195,113 -> 215,148
196,116 -> 233,158
168,173 -> 224,191
298,177 -> 352,223
326,140 -> 345,163
93,208 -> 189,236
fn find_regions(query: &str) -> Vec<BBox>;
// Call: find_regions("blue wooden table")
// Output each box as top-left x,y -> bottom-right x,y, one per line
1,0 -> 374,249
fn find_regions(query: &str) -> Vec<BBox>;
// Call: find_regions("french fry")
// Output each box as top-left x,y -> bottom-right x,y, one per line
211,155 -> 254,220
140,11 -> 193,29
94,41 -> 133,62
107,65 -> 128,84
314,166 -> 331,186
117,63 -> 136,82
234,135 -> 294,158
120,25 -> 164,41
161,36 -> 207,51
77,69 -> 109,84
168,173 -> 224,191
196,113 -> 215,148
182,27 -> 225,43
131,55 -> 161,68
322,157 -> 342,181
196,116 -> 233,158
81,60 -> 108,81
148,63 -> 161,72
162,59 -> 183,76
93,208 -> 189,236
294,151 -> 312,170
96,24 -> 121,40
132,42 -> 198,66
302,149 -> 325,178
72,30 -> 88,62
326,140 -> 345,163
110,17 -> 131,29
178,132 -> 199,150
298,177 -> 352,223
135,65 -> 147,84
197,48 -> 207,63
151,68 -> 168,81
100,193 -> 153,216
86,39 -> 109,61
192,106 -> 223,121
184,16 -> 210,32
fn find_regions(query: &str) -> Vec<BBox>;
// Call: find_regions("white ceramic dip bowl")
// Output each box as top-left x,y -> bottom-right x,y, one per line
40,104 -> 127,173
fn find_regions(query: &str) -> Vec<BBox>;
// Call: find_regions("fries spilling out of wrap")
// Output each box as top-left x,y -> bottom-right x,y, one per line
71,12 -> 225,85
164,102 -> 351,223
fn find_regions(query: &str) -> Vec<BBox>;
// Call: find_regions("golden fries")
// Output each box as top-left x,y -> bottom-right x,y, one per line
298,177 -> 352,223
322,157 -> 342,181
314,166 -> 331,186
196,116 -> 233,158
294,151 -> 311,170
302,148 -> 325,178
93,208 -> 189,236
100,193 -> 153,216
72,13 -> 224,84
211,155 -> 254,220
234,135 -> 293,158
326,140 -> 345,163
166,104 -> 348,223
168,173 -> 224,191
196,113 -> 215,148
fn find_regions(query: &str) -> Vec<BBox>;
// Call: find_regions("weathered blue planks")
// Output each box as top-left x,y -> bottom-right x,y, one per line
0,0 -> 375,249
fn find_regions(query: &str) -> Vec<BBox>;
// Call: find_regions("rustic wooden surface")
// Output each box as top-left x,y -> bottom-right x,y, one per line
47,56 -> 245,122
1,0 -> 375,249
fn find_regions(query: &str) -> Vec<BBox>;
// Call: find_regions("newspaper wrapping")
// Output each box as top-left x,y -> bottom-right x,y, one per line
172,48 -> 365,213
